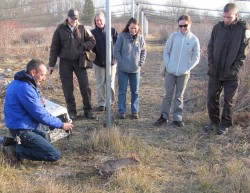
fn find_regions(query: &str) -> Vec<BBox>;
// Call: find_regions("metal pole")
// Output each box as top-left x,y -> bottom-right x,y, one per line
144,17 -> 148,38
105,0 -> 112,128
131,0 -> 135,17
136,3 -> 140,21
141,9 -> 144,38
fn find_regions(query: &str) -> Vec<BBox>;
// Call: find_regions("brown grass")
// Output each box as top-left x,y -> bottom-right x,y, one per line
0,20 -> 249,193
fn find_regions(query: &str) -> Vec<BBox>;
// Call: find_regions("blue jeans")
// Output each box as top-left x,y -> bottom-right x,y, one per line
118,71 -> 140,114
10,129 -> 60,162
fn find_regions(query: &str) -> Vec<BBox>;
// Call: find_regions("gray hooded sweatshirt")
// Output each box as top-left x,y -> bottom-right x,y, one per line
114,32 -> 146,73
163,31 -> 200,76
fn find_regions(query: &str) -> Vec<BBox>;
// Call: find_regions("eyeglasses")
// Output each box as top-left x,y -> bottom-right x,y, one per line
179,24 -> 188,28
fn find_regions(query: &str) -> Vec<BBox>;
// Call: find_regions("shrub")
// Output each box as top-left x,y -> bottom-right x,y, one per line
21,30 -> 46,44
0,20 -> 22,47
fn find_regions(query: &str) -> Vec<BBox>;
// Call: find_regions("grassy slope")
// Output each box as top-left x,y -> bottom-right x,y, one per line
0,34 -> 249,193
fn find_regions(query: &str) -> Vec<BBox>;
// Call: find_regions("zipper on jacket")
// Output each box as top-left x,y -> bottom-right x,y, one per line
176,36 -> 185,74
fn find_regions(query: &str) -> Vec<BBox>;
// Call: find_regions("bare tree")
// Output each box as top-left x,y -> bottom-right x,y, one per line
123,0 -> 131,17
82,0 -> 94,25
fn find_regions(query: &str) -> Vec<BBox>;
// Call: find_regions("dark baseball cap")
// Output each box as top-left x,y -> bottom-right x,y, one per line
68,9 -> 79,20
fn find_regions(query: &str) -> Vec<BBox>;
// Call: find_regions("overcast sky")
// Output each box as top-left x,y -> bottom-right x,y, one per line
110,0 -> 250,12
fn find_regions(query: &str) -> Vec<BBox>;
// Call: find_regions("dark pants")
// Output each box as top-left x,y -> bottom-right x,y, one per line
59,59 -> 92,115
207,76 -> 239,127
10,129 -> 60,162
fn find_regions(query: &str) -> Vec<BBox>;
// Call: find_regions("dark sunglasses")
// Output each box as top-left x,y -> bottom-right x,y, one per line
179,24 -> 188,28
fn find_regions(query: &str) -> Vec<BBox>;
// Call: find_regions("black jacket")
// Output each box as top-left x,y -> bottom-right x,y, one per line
91,26 -> 118,67
207,19 -> 250,80
49,20 -> 96,67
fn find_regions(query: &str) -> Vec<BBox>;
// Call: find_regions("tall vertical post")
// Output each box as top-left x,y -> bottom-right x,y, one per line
136,3 -> 140,21
131,0 -> 135,17
141,9 -> 144,38
105,0 -> 112,128
144,17 -> 148,38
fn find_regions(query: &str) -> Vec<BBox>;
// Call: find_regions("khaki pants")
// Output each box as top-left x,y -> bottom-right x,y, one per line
161,71 -> 190,121
93,63 -> 117,107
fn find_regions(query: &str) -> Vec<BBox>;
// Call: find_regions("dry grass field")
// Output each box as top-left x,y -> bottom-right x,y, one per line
0,22 -> 249,193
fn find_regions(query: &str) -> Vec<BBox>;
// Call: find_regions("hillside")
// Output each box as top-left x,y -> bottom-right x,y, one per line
0,34 -> 249,193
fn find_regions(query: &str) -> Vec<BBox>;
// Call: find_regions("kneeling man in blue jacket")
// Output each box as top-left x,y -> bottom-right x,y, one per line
3,58 -> 73,163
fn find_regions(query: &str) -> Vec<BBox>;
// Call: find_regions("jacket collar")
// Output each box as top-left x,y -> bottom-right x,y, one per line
178,30 -> 192,37
14,70 -> 37,88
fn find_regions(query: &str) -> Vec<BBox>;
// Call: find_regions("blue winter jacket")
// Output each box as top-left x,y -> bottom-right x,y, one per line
4,70 -> 63,130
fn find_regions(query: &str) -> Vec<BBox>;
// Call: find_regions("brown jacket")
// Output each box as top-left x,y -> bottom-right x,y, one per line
49,20 -> 96,67
207,19 -> 250,80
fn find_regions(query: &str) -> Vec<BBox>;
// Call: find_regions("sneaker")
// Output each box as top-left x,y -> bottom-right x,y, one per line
203,123 -> 218,132
173,121 -> 184,127
217,127 -> 229,135
154,115 -> 168,126
119,113 -> 126,119
131,113 -> 139,119
98,106 -> 106,112
84,110 -> 96,119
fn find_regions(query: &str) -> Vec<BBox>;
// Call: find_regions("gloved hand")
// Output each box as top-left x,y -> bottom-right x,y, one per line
231,65 -> 238,76
48,67 -> 56,75
83,41 -> 95,51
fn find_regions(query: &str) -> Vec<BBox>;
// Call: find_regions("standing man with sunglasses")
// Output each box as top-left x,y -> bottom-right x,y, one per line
204,3 -> 250,135
154,14 -> 200,127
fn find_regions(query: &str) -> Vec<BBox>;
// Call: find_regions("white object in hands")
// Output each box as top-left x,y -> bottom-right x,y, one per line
38,99 -> 72,143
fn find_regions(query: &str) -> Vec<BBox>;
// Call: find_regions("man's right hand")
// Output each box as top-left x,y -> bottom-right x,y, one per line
48,67 -> 55,75
62,122 -> 73,131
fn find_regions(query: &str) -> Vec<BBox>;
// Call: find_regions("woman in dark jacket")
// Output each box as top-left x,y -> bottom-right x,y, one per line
91,12 -> 118,111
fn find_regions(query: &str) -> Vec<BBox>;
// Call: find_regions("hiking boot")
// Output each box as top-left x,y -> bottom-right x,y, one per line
131,113 -> 139,119
69,113 -> 77,120
2,145 -> 20,164
154,115 -> 168,126
119,113 -> 126,119
217,126 -> 229,135
173,121 -> 184,127
2,136 -> 16,146
84,110 -> 96,119
203,123 -> 218,132
98,106 -> 106,112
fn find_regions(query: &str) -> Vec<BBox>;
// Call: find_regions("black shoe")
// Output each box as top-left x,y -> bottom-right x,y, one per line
2,136 -> 16,146
131,113 -> 139,119
2,145 -> 21,164
173,121 -> 184,127
119,113 -> 126,119
84,111 -> 96,119
217,127 -> 229,135
69,114 -> 77,120
203,123 -> 218,132
154,115 -> 167,126
98,106 -> 106,112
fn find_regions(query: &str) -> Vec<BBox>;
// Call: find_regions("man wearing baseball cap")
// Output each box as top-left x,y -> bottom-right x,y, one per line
49,9 -> 96,120
68,8 -> 79,20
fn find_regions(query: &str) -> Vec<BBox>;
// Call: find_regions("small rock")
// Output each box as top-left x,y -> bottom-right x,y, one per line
5,69 -> 12,73
0,74 -> 4,80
